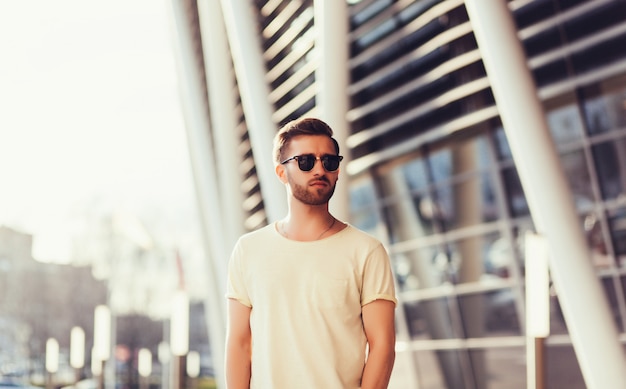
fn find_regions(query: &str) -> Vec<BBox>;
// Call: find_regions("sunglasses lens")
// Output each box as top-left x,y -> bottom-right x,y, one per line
297,155 -> 316,171
322,156 -> 340,171
291,154 -> 342,171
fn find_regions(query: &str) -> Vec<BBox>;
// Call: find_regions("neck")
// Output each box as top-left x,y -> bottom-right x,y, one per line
280,206 -> 337,241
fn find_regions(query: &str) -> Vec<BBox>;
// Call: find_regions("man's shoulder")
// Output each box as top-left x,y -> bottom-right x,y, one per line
341,224 -> 386,248
343,224 -> 380,239
237,223 -> 276,245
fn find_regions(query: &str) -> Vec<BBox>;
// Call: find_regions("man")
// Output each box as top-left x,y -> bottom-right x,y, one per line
225,117 -> 397,389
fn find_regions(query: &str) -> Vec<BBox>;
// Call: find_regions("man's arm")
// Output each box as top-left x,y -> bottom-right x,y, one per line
361,299 -> 396,389
225,298 -> 252,389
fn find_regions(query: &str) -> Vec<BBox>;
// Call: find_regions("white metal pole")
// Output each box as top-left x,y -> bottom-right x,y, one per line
167,1 -> 228,388
170,290 -> 190,357
197,0 -> 246,247
93,305 -> 110,389
525,232 -> 550,389
220,0 -> 288,223
314,0 -> 350,221
93,305 -> 111,363
170,290 -> 189,389
158,340 -> 170,389
167,0 -> 230,295
464,1 -> 626,388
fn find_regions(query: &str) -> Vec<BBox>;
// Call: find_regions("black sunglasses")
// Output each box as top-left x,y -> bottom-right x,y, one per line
281,154 -> 344,172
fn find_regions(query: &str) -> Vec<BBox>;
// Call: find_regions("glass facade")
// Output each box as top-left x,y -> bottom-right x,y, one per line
244,0 -> 626,387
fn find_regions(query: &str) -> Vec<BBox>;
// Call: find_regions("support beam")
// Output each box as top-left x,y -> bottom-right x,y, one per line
220,0 -> 287,223
464,2 -> 626,388
314,0 -> 350,221
197,0 -> 246,250
167,1 -> 227,388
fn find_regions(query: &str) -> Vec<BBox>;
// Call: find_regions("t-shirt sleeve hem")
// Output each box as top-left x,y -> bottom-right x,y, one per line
362,294 -> 398,307
225,294 -> 252,308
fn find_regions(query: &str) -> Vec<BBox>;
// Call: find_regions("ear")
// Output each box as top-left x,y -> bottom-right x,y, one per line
276,163 -> 288,184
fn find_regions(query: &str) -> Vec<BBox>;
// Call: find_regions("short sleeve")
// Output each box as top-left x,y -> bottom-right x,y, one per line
361,243 -> 397,306
226,239 -> 252,307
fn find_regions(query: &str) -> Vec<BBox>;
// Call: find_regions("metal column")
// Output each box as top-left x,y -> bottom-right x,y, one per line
197,0 -> 246,250
314,0 -> 350,221
220,0 -> 288,223
167,1 -> 228,388
464,1 -> 626,388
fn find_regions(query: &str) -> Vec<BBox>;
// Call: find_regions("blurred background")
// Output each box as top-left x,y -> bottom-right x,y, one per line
2,0 -> 626,389
0,1 -> 210,388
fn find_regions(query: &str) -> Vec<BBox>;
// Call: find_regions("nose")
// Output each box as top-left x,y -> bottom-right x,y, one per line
311,157 -> 325,175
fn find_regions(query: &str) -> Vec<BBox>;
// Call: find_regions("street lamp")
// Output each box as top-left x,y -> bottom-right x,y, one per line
70,326 -> 85,383
170,291 -> 189,389
45,338 -> 59,389
170,291 -> 189,355
94,305 -> 111,389
138,348 -> 152,389
158,341 -> 170,389
186,351 -> 200,389
525,232 -> 550,389
91,348 -> 102,377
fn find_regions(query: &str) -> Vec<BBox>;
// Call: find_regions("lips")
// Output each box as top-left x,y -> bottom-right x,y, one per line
309,179 -> 329,187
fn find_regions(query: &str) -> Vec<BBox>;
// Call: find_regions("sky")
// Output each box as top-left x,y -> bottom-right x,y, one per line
0,0 -> 199,264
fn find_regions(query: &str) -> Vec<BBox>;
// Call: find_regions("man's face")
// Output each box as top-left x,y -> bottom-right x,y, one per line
278,135 -> 340,206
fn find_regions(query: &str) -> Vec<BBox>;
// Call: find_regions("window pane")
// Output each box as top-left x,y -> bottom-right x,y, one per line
546,101 -> 585,146
414,349 -> 466,389
349,178 -> 381,236
584,212 -> 614,269
383,197 -> 437,243
502,167 -> 530,217
459,290 -> 522,337
600,276 -> 625,332
560,149 -> 594,210
550,266 -> 625,335
435,172 -> 499,230
448,234 -> 511,280
479,348 -> 527,388
494,126 -> 513,162
378,162 -> 435,243
429,135 -> 493,183
583,88 -> 626,135
392,247 -> 447,292
376,156 -> 429,200
401,158 -> 429,192
549,293 -> 569,335
403,297 -> 458,340
608,207 -> 626,267
448,233 -> 523,337
591,137 -> 626,200
350,0 -> 392,27
546,345 -> 586,389
429,148 -> 452,183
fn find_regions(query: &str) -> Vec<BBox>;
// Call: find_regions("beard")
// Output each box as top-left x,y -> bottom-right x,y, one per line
290,178 -> 336,206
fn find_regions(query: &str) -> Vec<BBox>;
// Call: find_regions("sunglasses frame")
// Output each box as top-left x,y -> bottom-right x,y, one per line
280,154 -> 344,172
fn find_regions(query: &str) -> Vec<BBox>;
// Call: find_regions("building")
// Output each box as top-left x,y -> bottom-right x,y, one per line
167,1 -> 626,388
0,226 -> 110,381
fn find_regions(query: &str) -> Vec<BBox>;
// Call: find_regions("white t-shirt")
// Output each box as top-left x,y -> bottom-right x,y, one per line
226,223 -> 397,389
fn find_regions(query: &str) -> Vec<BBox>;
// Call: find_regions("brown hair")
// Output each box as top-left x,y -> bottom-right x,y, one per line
273,117 -> 340,164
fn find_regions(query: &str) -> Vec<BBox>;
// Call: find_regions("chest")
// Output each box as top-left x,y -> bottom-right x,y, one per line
245,248 -> 363,309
